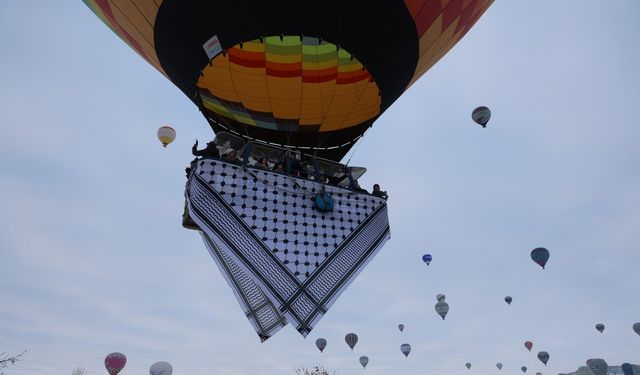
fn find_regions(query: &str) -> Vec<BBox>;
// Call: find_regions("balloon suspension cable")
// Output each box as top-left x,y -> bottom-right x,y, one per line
344,133 -> 366,167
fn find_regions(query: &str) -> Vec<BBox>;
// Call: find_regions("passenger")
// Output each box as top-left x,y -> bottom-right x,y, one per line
273,162 -> 285,173
254,157 -> 270,169
371,184 -> 389,200
222,148 -> 240,164
192,140 -> 220,158
352,180 -> 368,193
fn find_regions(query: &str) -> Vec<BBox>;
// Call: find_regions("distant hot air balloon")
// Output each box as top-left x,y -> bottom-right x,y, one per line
436,293 -> 446,302
466,362 -> 472,370
345,333 -> 358,351
150,361 -> 173,375
105,352 -> 127,375
536,373 -> 542,375
400,343 -> 411,357
472,106 -> 491,128
537,351 -> 550,366
621,363 -> 634,375
524,341 -> 533,351
316,338 -> 327,353
632,322 -> 640,336
530,247 -> 550,269
435,301 -> 449,320
359,356 -> 369,368
505,296 -> 513,305
521,366 -> 528,373
496,362 -> 503,370
595,323 -> 605,333
398,324 -> 405,332
576,366 -> 591,375
157,126 -> 176,148
587,358 -> 608,375
422,254 -> 432,265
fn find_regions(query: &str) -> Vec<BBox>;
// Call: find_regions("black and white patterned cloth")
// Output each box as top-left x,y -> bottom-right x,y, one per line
186,158 -> 391,340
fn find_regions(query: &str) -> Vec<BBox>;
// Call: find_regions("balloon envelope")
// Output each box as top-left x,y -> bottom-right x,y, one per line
496,362 -> 503,370
400,343 -> 411,357
587,358 -> 608,375
472,106 -> 491,127
595,323 -> 605,333
524,341 -> 533,351
359,356 -> 369,368
436,293 -> 446,302
398,324 -> 404,332
521,366 -> 528,373
633,322 -> 640,335
422,254 -> 432,265
466,362 -> 471,370
435,301 -> 449,320
505,296 -> 512,305
345,333 -> 358,351
537,351 -> 549,365
621,363 -> 634,375
150,361 -> 173,375
316,338 -> 327,353
105,352 -> 127,375
157,126 -> 176,147
530,247 -> 550,269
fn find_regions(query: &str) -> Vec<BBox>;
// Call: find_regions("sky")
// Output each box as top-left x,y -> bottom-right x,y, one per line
1,1 -> 639,374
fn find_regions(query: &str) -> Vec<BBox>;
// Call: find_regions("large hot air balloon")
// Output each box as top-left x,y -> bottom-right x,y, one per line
84,0 -> 493,341
587,358 -> 608,375
472,106 -> 491,127
633,322 -> 640,336
400,343 -> 411,357
422,254 -> 432,265
521,366 -> 528,373
316,338 -> 327,353
436,293 -> 446,302
621,363 -> 634,375
345,333 -> 358,351
595,323 -> 605,333
105,352 -> 126,375
530,247 -> 550,269
435,301 -> 449,320
359,356 -> 369,369
496,362 -> 503,370
524,341 -> 533,352
398,324 -> 404,332
537,351 -> 549,366
505,296 -> 512,305
150,361 -> 173,375
466,362 -> 472,370
157,126 -> 176,147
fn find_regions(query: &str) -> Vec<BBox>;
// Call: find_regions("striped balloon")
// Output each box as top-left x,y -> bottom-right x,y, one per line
157,125 -> 176,147
345,333 -> 358,351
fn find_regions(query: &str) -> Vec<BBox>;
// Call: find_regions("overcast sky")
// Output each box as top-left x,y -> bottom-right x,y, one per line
1,1 -> 639,374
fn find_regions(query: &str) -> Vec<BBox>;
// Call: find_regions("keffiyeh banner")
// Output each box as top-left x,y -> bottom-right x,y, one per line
186,159 -> 390,340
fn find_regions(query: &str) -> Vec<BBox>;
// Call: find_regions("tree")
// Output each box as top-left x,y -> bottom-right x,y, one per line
0,346 -> 26,374
71,367 -> 89,375
296,365 -> 336,375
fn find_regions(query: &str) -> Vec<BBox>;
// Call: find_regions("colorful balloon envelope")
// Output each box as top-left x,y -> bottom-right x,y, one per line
521,366 -> 528,373
587,358 -> 608,375
466,362 -> 471,370
157,126 -> 176,148
435,301 -> 449,320
422,254 -> 432,265
150,361 -> 173,375
400,343 -> 411,357
496,362 -> 503,370
530,247 -> 550,269
316,338 -> 327,353
398,324 -> 404,332
472,106 -> 491,127
537,351 -> 549,366
524,341 -> 533,351
595,323 -> 605,333
345,333 -> 358,351
105,352 -> 127,375
359,356 -> 369,368
505,296 -> 512,305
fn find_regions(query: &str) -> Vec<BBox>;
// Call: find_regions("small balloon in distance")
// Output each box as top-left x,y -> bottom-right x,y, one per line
400,343 -> 411,357
530,247 -> 550,269
595,323 -> 605,333
466,362 -> 472,370
315,338 -> 327,353
472,106 -> 491,128
505,296 -> 513,305
359,356 -> 369,368
422,254 -> 432,265
345,333 -> 358,351
157,125 -> 176,147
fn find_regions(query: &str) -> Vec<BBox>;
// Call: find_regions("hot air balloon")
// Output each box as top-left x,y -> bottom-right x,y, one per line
536,373 -> 542,375
466,363 -> 472,370
422,254 -> 432,265
587,358 -> 608,375
576,366 -> 591,375
400,343 -> 411,357
150,361 -> 173,375
472,106 -> 491,128
435,301 -> 449,320
398,324 -> 404,332
359,356 -> 369,368
521,366 -> 528,373
345,333 -> 358,351
157,126 -> 176,148
524,341 -> 533,352
316,338 -> 327,353
105,352 -> 126,375
621,363 -> 634,375
505,296 -> 512,305
436,293 -> 446,302
537,351 -> 549,366
84,0 -> 493,341
496,362 -> 503,370
530,247 -> 550,269
633,322 -> 640,336
595,323 -> 605,333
